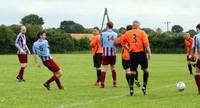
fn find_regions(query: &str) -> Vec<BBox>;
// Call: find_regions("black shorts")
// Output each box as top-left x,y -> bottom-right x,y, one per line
130,51 -> 148,71
93,53 -> 102,68
122,59 -> 130,70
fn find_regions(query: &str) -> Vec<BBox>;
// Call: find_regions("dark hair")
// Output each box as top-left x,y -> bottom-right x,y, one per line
107,21 -> 113,29
93,27 -> 100,31
126,25 -> 132,31
37,31 -> 46,38
196,24 -> 200,29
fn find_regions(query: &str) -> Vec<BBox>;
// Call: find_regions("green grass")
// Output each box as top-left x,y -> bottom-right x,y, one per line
0,54 -> 199,108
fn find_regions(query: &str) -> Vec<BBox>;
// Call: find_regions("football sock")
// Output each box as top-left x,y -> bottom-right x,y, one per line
97,69 -> 101,82
130,74 -> 135,87
188,64 -> 193,74
101,71 -> 106,84
18,67 -> 25,78
135,70 -> 138,81
46,76 -> 55,85
126,73 -> 131,84
54,76 -> 63,89
112,70 -> 117,82
143,71 -> 149,88
194,75 -> 200,92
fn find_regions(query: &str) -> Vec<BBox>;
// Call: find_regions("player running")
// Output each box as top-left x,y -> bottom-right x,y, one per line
32,31 -> 64,90
100,21 -> 118,88
118,21 -> 151,96
15,26 -> 30,82
115,25 -> 140,88
191,24 -> 200,94
185,32 -> 193,75
90,27 -> 103,86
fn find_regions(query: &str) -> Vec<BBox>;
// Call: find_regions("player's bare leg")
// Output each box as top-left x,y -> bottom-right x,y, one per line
16,63 -> 27,82
111,65 -> 117,87
194,67 -> 200,94
100,65 -> 108,88
142,68 -> 149,95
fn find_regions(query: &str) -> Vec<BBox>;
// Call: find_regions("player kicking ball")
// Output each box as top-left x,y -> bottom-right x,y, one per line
15,26 -> 31,82
115,25 -> 140,89
100,22 -> 118,88
90,27 -> 103,86
118,21 -> 151,96
32,31 -> 64,90
191,24 -> 200,94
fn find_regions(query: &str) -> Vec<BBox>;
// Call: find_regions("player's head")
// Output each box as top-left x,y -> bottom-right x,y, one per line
126,25 -> 132,31
92,27 -> 100,35
132,20 -> 141,29
106,21 -> 113,29
196,24 -> 200,32
185,32 -> 191,39
20,26 -> 27,33
37,31 -> 46,39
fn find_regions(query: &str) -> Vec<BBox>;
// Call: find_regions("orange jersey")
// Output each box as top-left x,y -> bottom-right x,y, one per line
184,37 -> 193,56
121,29 -> 149,52
90,35 -> 103,55
115,35 -> 130,60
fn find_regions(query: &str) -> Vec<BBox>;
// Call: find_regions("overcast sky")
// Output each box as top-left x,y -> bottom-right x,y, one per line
0,0 -> 200,31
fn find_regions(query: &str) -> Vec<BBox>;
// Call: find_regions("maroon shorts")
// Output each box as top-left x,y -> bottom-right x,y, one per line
18,54 -> 28,63
102,56 -> 116,65
43,59 -> 60,73
197,59 -> 200,69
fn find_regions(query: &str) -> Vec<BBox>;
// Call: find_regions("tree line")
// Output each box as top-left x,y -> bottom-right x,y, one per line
0,14 -> 197,54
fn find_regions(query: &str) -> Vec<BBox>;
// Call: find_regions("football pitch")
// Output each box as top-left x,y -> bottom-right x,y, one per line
0,54 -> 199,108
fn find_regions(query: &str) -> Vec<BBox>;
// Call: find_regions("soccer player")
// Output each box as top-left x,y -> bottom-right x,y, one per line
15,26 -> 30,82
90,27 -> 103,86
115,25 -> 140,88
100,21 -> 118,88
32,31 -> 64,90
191,24 -> 200,94
118,21 -> 151,96
184,32 -> 193,75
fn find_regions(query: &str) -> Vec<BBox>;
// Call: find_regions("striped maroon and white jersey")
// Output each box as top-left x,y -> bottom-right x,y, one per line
103,47 -> 116,56
15,32 -> 29,54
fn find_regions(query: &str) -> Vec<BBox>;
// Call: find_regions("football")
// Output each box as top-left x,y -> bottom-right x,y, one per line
176,82 -> 186,91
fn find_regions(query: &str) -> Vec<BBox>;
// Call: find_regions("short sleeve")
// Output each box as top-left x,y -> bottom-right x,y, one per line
142,31 -> 149,47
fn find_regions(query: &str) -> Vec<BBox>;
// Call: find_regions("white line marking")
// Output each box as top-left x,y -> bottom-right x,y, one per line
58,80 -> 193,108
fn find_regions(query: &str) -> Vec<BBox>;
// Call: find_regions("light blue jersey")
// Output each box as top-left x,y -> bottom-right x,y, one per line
32,39 -> 51,61
100,29 -> 118,56
192,32 -> 200,58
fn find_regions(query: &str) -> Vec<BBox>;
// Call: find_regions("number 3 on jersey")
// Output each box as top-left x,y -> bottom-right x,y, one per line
133,34 -> 137,43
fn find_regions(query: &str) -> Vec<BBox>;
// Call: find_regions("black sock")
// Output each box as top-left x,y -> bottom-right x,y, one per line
188,64 -> 193,74
126,73 -> 131,85
135,70 -> 138,81
130,74 -> 135,87
97,69 -> 101,82
143,71 -> 149,88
